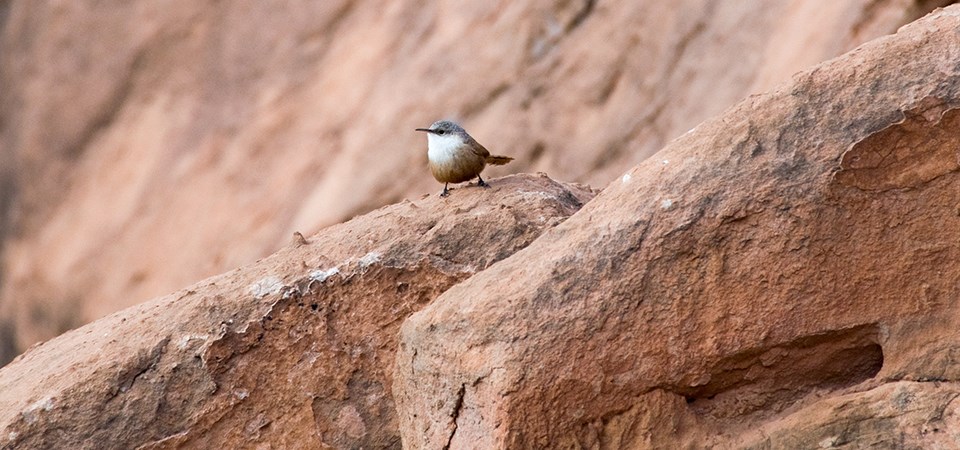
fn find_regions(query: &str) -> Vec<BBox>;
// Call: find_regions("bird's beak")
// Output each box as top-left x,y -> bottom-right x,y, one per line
415,128 -> 434,133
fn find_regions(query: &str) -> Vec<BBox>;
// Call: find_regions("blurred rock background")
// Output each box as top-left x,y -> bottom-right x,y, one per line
0,0 -> 952,365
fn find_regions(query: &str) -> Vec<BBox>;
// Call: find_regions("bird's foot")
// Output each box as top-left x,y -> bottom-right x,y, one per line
477,177 -> 489,188
440,185 -> 450,197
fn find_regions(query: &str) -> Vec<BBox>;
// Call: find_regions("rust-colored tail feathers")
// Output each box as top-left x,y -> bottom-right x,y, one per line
485,155 -> 514,165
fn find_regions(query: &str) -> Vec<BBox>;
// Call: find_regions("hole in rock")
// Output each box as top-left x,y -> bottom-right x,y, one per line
680,324 -> 883,418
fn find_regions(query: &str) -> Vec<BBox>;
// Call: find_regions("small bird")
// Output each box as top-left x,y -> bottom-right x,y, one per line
416,120 -> 514,197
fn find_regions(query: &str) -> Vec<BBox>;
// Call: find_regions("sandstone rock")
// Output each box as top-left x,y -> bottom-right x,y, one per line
394,6 -> 960,448
0,0 -> 950,362
0,174 -> 594,449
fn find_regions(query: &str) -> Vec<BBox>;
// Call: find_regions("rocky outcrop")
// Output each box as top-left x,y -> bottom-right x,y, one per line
3,3 -> 960,449
0,0 -> 950,363
393,6 -> 960,448
0,175 -> 594,449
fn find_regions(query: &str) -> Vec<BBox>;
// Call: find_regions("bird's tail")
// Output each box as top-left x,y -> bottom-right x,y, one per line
485,155 -> 514,165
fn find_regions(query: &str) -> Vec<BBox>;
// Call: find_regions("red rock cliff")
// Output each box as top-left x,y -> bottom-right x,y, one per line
0,0 -> 949,362
391,6 -> 960,448
1,2 -> 960,450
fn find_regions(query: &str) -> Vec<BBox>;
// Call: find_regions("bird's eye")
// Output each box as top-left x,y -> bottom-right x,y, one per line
436,129 -> 445,135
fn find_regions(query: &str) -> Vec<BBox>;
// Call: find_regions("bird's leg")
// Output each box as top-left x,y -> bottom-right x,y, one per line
440,183 -> 450,197
477,175 -> 489,188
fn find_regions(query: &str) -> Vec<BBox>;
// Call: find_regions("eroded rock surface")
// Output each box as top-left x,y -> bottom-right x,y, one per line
0,0 -> 950,362
0,174 -> 593,449
394,7 -> 960,449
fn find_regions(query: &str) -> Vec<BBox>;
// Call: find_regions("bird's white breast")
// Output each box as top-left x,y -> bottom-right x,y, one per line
427,133 -> 467,165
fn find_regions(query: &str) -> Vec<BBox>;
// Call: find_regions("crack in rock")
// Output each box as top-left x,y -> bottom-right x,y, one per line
442,384 -> 467,450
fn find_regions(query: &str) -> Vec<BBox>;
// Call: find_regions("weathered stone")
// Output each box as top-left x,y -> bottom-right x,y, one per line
0,0 -> 945,361
394,7 -> 960,448
0,174 -> 593,449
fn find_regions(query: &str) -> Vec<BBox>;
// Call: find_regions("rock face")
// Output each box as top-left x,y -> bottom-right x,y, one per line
0,175 -> 594,449
394,6 -> 960,449
0,0 -> 951,363
3,3 -> 960,449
